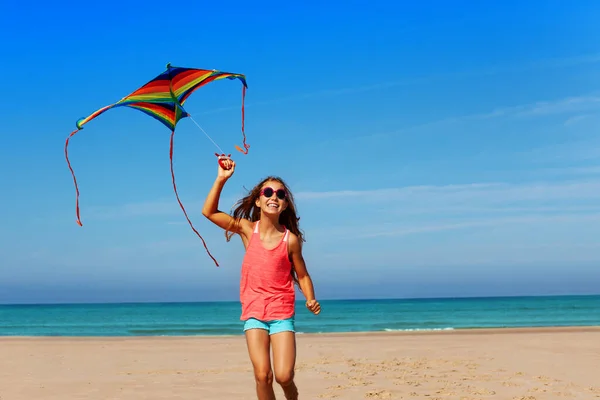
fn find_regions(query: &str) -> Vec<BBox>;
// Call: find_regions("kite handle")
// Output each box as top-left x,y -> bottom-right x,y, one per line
215,153 -> 233,170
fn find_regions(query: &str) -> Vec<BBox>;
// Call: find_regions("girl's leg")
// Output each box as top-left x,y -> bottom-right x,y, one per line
245,329 -> 276,400
271,331 -> 298,400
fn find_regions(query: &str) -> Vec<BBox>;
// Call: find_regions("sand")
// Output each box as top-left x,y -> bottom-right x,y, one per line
1,327 -> 599,399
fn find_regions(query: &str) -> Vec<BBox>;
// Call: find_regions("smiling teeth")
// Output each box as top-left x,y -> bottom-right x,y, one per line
268,204 -> 278,208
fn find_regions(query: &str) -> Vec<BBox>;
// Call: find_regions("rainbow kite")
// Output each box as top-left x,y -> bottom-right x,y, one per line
65,63 -> 249,266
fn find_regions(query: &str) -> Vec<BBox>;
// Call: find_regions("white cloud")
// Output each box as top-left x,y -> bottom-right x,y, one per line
90,176 -> 600,225
471,95 -> 600,119
43,177 -> 600,270
432,94 -> 600,125
295,177 -> 600,243
296,179 -> 600,204
352,213 -> 600,239
522,138 -> 600,164
322,93 -> 600,150
86,199 -> 181,219
534,165 -> 600,177
564,114 -> 589,126
84,194 -> 241,221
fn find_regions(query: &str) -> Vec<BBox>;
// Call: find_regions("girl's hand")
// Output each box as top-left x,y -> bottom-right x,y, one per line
306,299 -> 321,315
217,156 -> 235,179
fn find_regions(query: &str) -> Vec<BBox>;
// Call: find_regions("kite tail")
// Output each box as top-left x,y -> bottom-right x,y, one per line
234,85 -> 250,155
65,129 -> 83,226
169,130 -> 220,267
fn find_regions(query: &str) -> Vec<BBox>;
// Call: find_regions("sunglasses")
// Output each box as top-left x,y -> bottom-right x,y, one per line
260,187 -> 287,200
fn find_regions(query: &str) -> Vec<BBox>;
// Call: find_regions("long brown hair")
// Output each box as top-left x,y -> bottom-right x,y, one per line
226,176 -> 304,283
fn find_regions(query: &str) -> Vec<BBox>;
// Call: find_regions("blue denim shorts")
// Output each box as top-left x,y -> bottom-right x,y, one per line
243,317 -> 295,335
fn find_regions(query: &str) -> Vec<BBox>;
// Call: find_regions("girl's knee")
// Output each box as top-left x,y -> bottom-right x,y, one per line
254,369 -> 273,385
275,369 -> 294,386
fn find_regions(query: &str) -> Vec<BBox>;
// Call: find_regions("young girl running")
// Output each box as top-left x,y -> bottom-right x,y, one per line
202,157 -> 321,400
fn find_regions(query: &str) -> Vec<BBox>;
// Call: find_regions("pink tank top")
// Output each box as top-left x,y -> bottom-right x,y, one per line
239,221 -> 296,321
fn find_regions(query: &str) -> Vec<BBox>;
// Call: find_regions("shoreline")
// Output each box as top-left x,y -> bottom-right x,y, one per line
1,325 -> 599,341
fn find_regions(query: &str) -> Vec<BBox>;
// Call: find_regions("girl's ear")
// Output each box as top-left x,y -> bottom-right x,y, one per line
255,197 -> 261,208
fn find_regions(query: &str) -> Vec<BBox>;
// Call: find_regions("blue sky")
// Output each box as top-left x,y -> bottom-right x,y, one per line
1,1 -> 600,304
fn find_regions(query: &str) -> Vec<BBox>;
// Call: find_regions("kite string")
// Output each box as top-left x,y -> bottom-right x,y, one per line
187,115 -> 227,155
169,129 -> 220,267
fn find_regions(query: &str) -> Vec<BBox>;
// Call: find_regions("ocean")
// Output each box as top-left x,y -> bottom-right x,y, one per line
0,295 -> 598,336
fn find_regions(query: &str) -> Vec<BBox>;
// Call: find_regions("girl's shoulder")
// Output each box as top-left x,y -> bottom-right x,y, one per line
236,217 -> 256,240
286,231 -> 302,251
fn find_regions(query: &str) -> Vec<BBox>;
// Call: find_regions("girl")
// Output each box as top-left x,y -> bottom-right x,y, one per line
202,157 -> 321,400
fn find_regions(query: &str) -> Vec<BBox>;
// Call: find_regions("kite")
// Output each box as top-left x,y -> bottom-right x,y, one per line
64,63 -> 249,266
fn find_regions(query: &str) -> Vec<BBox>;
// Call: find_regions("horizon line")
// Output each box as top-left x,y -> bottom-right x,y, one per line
2,292 -> 599,307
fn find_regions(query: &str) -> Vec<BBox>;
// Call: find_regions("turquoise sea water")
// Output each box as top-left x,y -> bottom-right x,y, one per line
0,295 -> 598,336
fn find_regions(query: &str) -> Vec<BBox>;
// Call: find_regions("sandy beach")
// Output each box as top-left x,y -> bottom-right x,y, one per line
1,327 -> 599,399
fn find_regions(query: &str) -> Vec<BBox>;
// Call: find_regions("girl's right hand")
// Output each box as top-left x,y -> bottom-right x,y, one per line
217,157 -> 235,179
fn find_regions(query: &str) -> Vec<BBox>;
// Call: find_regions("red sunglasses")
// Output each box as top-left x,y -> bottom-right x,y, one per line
260,187 -> 287,200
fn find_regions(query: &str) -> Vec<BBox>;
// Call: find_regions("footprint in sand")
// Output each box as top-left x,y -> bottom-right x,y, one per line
535,375 -> 554,383
317,393 -> 340,398
364,390 -> 392,399
349,378 -> 373,387
466,386 -> 496,395
587,386 -> 600,394
528,387 -> 548,393
435,389 -> 456,396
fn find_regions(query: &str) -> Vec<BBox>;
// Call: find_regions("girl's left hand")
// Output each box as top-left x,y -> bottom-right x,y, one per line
306,299 -> 321,315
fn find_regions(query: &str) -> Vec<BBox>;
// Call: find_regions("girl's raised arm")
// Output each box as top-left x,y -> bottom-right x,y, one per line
202,159 -> 252,239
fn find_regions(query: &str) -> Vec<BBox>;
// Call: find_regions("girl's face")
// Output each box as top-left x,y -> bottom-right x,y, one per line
255,180 -> 288,216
